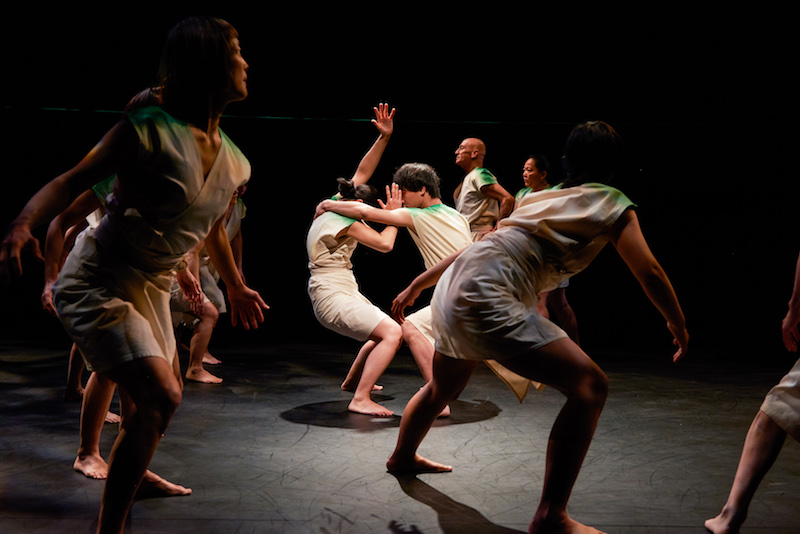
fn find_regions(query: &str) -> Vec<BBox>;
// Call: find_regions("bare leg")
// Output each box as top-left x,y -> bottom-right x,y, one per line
97,356 -> 184,534
402,321 -> 450,417
348,318 -> 403,416
185,302 -> 222,384
387,352 -> 478,473
705,410 -> 786,534
547,288 -> 580,347
74,372 -> 117,479
499,338 -> 609,534
64,342 -> 86,401
341,340 -> 383,392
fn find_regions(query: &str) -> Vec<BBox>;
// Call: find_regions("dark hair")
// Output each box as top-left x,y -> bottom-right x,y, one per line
392,163 -> 441,199
336,178 -> 380,206
124,86 -> 163,114
158,16 -> 239,112
561,121 -> 625,186
527,154 -> 550,175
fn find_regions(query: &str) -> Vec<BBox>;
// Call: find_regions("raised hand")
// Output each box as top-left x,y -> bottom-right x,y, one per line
371,103 -> 396,138
378,183 -> 403,211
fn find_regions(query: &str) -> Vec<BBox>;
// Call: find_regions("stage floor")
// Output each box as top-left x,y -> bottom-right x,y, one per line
1,341 -> 799,533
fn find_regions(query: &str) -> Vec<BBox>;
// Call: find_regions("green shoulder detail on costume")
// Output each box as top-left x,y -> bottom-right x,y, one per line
582,182 -> 637,209
237,198 -> 247,218
515,187 -> 532,200
91,175 -> 117,205
324,206 -> 358,226
476,167 -> 498,186
407,203 -> 460,218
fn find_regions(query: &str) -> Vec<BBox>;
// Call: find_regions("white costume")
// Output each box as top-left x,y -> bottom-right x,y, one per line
432,183 -> 635,398
761,358 -> 800,441
306,210 -> 389,341
400,204 -> 472,342
456,167 -> 501,242
53,106 -> 250,373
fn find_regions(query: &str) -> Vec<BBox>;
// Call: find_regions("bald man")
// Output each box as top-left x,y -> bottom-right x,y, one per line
453,138 -> 514,242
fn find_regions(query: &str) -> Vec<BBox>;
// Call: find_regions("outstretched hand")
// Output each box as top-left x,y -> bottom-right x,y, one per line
668,321 -> 689,362
371,103 -> 395,138
391,283 -> 421,324
378,183 -> 403,211
0,223 -> 43,284
228,285 -> 270,330
782,306 -> 800,353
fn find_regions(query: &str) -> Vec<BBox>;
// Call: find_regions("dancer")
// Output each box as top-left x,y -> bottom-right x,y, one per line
517,154 -> 581,346
387,121 -> 688,534
705,250 -> 800,534
315,162 -> 473,417
453,137 -> 514,241
0,16 -> 267,534
307,103 -> 402,416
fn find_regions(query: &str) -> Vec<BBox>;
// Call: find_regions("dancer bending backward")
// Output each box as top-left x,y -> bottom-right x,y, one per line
0,17 -> 267,534
306,104 -> 403,417
388,121 -> 689,534
705,249 -> 800,534
315,162 -> 473,418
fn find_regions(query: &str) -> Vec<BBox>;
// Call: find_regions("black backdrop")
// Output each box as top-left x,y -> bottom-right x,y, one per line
1,4 -> 796,360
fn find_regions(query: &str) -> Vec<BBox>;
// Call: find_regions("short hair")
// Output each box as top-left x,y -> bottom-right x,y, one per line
158,16 -> 239,110
562,121 -> 625,186
336,177 -> 380,207
124,86 -> 163,114
392,163 -> 441,199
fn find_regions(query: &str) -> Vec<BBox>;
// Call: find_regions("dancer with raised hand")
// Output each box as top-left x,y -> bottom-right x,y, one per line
387,121 -> 688,534
307,104 -> 404,416
0,17 -> 267,534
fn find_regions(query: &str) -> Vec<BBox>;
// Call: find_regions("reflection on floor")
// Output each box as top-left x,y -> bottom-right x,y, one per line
1,342 -> 799,533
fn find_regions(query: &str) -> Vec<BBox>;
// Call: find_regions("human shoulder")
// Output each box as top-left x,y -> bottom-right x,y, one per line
474,167 -> 498,186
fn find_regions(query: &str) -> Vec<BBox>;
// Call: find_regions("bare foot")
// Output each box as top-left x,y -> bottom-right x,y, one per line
341,381 -> 383,392
704,512 -> 741,534
104,411 -> 121,424
74,453 -> 108,479
136,470 -> 192,498
438,404 -> 451,418
386,453 -> 452,474
348,398 -> 393,417
185,367 -> 223,384
529,513 -> 606,534
202,353 -> 221,365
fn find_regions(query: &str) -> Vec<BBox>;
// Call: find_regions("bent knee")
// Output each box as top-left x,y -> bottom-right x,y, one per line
573,368 -> 609,404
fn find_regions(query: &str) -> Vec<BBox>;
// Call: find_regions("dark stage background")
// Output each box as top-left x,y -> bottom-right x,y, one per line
1,4 -> 796,361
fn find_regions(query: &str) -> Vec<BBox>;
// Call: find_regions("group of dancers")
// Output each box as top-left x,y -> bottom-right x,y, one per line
0,15 -> 797,534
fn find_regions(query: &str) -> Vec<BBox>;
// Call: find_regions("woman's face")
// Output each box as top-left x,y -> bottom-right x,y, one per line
522,158 -> 547,190
228,38 -> 249,102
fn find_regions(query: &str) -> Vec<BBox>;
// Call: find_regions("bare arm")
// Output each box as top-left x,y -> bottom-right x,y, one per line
608,209 -> 688,362
316,184 -> 415,229
1,120 -> 135,283
781,251 -> 800,352
205,216 -> 269,330
41,190 -> 102,315
391,249 -> 465,323
339,181 -> 403,252
230,228 -> 245,283
351,103 -> 395,187
481,182 -> 515,221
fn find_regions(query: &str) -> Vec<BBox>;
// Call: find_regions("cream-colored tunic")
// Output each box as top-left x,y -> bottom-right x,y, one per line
456,167 -> 500,241
432,184 -> 635,399
54,106 -> 250,373
306,211 -> 388,341
761,357 -> 800,441
400,204 -> 472,340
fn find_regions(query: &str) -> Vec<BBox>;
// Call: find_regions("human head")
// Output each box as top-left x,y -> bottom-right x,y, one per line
392,163 -> 441,207
522,154 -> 550,191
562,121 -> 625,186
454,138 -> 486,172
158,16 -> 243,110
336,177 -> 381,207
